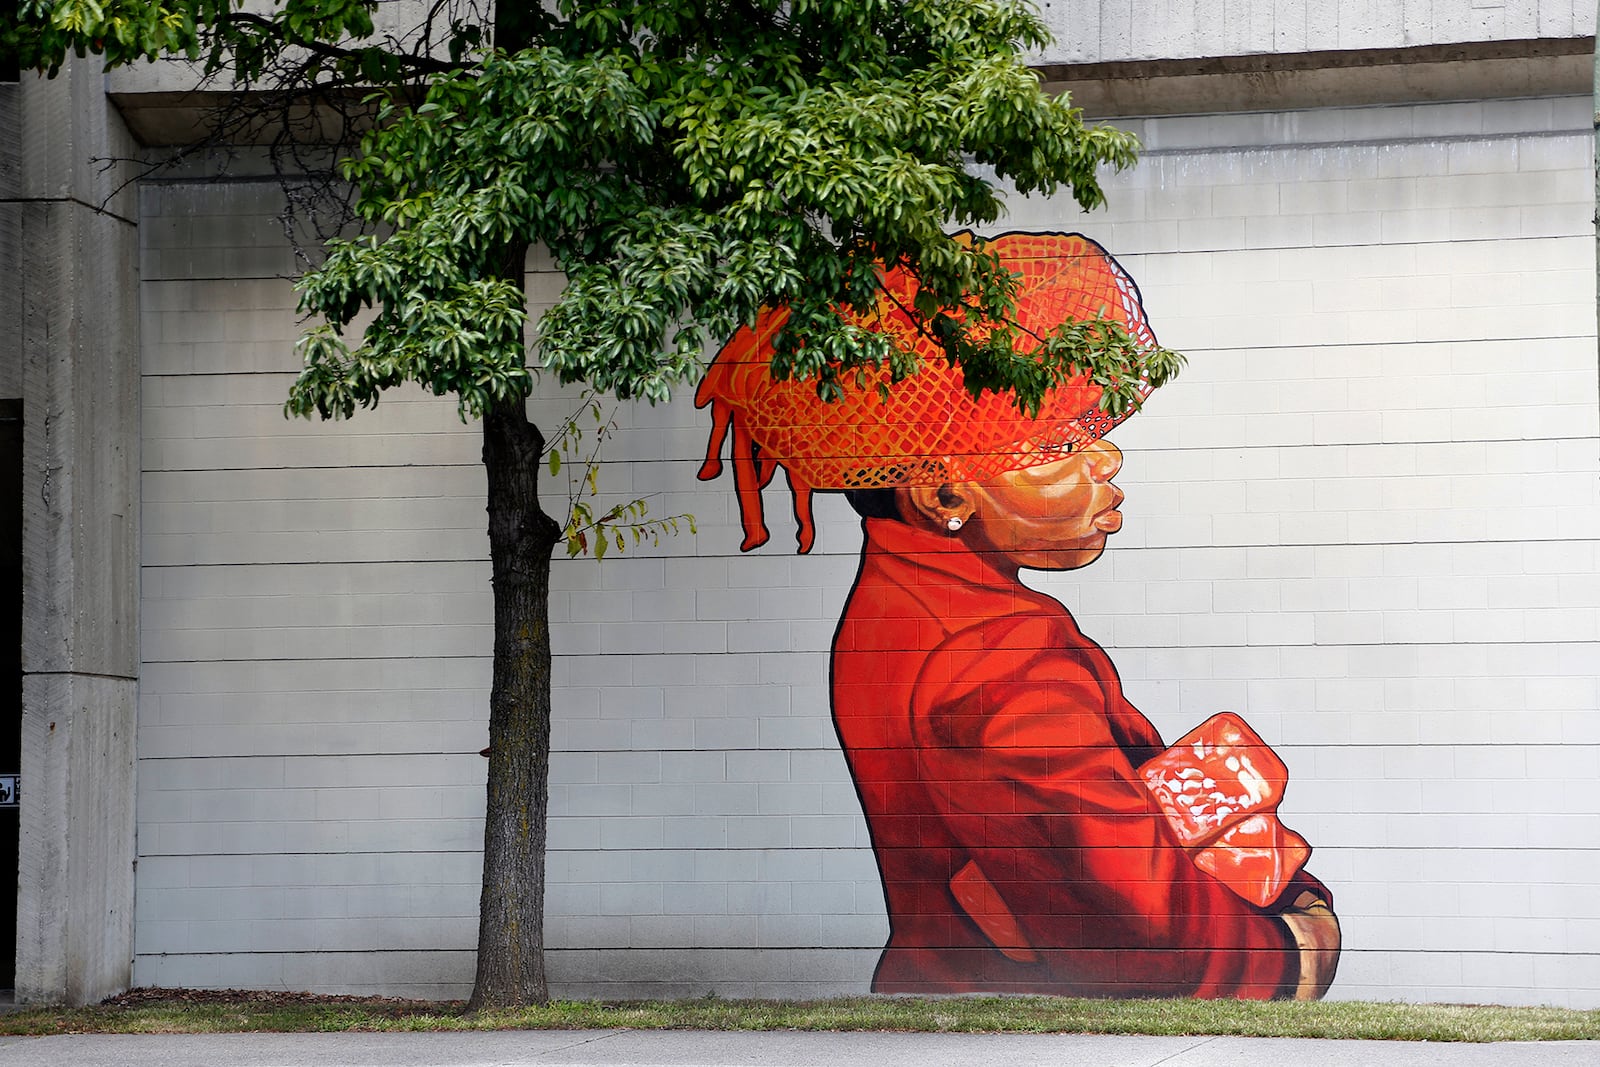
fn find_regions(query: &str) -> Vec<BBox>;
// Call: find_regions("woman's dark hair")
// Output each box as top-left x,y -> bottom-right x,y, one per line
842,488 -> 904,522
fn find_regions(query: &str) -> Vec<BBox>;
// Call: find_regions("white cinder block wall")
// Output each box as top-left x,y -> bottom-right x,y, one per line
129,0 -> 1600,1003
530,97 -> 1600,1005
137,179 -> 493,994
1014,98 -> 1600,1006
135,92 -> 1600,1006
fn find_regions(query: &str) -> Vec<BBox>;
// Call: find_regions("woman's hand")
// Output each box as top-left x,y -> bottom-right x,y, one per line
1280,890 -> 1341,1000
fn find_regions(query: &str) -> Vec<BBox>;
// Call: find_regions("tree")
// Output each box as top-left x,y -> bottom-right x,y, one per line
5,0 -> 1181,1008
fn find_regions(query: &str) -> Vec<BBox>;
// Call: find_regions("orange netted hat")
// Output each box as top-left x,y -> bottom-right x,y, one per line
696,231 -> 1159,552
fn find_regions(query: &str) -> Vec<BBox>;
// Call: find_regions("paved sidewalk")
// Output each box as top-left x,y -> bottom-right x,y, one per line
0,1029 -> 1592,1066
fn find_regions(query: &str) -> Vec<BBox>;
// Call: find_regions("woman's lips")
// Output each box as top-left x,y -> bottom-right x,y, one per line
1093,487 -> 1125,532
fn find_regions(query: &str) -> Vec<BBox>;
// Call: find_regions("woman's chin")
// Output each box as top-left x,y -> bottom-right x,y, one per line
1012,540 -> 1108,572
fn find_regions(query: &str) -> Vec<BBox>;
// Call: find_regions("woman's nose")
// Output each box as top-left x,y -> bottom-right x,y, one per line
1085,439 -> 1123,481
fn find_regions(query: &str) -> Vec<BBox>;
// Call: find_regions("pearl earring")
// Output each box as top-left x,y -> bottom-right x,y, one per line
946,516 -> 964,532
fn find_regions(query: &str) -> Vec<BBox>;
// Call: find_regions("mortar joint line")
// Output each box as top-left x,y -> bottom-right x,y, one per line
22,669 -> 138,682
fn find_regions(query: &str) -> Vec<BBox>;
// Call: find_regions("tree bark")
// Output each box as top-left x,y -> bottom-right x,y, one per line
470,393 -> 562,1009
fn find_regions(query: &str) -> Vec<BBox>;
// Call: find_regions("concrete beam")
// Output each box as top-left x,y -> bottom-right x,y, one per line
1038,37 -> 1595,119
109,37 -> 1599,148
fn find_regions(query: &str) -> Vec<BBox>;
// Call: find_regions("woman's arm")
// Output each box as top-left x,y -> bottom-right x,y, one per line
911,612 -> 1337,998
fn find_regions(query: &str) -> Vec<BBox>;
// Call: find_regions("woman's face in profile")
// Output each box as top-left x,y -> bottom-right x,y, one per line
957,438 -> 1125,572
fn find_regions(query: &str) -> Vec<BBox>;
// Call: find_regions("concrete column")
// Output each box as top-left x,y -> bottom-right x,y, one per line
0,55 -> 141,1005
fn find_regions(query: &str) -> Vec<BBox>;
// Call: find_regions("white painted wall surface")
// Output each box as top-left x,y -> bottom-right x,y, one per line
135,94 -> 1600,1005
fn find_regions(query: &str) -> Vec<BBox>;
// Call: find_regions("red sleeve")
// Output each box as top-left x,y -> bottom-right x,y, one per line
911,612 -> 1304,999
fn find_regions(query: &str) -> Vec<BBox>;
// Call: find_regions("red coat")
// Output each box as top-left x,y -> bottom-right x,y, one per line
831,518 -> 1328,998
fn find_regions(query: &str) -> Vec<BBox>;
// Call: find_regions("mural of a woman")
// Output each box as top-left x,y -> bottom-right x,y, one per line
696,232 -> 1340,1000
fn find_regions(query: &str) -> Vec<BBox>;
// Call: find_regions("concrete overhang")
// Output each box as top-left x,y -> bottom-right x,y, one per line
109,35 -> 1598,147
1038,36 -> 1595,119
107,87 -> 377,147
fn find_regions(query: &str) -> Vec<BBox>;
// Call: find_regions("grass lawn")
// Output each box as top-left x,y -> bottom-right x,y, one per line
2,989 -> 1597,1042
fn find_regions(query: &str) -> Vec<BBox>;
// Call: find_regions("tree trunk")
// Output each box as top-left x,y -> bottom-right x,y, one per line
470,394 -> 562,1009
471,7 -> 555,1011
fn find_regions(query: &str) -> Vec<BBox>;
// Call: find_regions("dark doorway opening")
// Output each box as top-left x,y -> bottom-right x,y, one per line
0,400 -> 20,992
0,1 -> 19,82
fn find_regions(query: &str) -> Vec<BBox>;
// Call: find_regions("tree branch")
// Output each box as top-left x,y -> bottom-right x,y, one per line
220,10 -> 467,77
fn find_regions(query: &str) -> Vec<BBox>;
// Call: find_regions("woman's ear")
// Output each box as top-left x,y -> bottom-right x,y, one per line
900,483 -> 975,532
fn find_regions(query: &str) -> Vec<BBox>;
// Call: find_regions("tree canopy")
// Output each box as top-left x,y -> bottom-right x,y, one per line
6,1 -> 1178,416
287,1 -> 1181,422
